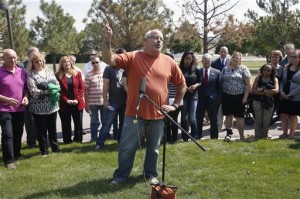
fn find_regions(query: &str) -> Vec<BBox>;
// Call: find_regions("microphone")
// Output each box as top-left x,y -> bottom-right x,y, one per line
136,77 -> 147,111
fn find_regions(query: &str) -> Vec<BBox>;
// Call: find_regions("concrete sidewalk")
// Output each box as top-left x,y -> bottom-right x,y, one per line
21,111 -> 299,144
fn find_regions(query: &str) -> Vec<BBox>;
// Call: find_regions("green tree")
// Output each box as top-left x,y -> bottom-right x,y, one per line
181,0 -> 240,53
0,0 -> 31,60
80,21 -> 102,54
246,0 -> 300,56
215,15 -> 255,54
86,0 -> 173,51
30,0 -> 80,71
168,20 -> 202,54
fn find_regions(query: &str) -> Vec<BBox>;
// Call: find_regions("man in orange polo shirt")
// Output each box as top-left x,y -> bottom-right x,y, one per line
102,20 -> 186,185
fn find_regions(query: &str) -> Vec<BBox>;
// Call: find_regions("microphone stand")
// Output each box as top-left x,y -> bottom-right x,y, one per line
143,94 -> 206,182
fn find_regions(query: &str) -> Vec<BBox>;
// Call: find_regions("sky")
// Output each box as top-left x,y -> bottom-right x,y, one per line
22,0 -> 265,32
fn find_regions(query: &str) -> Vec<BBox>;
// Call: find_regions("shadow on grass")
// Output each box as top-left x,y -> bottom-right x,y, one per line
59,141 -> 120,154
288,141 -> 300,150
22,175 -> 145,199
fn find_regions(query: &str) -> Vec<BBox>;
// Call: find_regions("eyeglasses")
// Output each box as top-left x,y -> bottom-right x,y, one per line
263,69 -> 271,72
147,35 -> 164,41
92,61 -> 99,64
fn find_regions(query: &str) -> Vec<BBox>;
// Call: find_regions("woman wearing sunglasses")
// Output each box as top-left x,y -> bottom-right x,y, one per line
278,50 -> 300,139
252,64 -> 279,139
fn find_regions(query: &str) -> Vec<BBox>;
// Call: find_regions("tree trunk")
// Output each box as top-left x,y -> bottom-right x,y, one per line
203,0 -> 208,53
52,54 -> 56,72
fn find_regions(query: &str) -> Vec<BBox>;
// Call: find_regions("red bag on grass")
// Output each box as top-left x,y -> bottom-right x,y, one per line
151,182 -> 178,199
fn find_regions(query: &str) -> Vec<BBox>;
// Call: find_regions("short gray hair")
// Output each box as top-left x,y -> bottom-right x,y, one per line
284,43 -> 295,50
202,53 -> 212,60
144,29 -> 163,39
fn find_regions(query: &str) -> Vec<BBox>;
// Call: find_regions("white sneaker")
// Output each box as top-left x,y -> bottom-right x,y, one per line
150,176 -> 159,185
6,163 -> 16,170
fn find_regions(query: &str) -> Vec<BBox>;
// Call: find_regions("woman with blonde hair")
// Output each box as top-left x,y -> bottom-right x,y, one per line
278,50 -> 300,139
56,56 -> 85,143
220,51 -> 252,140
269,50 -> 283,77
27,52 -> 60,156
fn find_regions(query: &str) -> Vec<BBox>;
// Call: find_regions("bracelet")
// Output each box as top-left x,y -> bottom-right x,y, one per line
171,103 -> 178,109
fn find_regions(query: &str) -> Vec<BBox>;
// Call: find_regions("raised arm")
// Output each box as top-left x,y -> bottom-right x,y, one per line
102,19 -> 116,66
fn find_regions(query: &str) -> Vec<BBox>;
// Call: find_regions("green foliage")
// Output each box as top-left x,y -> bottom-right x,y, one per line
1,140 -> 300,198
215,15 -> 256,54
246,0 -> 300,56
0,0 -> 31,60
168,20 -> 202,54
30,0 -> 80,70
86,0 -> 173,51
79,22 -> 103,54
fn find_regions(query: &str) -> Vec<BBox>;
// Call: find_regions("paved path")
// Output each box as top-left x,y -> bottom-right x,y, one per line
21,111 -> 300,144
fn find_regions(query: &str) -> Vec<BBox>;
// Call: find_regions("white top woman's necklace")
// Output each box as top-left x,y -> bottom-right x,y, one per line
65,73 -> 72,78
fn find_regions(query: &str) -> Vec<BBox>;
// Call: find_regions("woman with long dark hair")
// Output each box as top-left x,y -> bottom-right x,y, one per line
179,51 -> 201,140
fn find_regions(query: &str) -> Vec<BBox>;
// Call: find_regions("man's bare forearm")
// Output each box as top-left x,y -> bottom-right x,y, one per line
173,83 -> 187,106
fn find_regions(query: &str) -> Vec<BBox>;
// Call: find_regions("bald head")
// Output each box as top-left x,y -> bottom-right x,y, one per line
3,49 -> 17,68
219,46 -> 228,59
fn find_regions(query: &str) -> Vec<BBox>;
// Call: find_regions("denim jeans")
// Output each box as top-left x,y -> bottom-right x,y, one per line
181,98 -> 198,140
89,105 -> 106,141
96,104 -> 125,147
113,116 -> 164,180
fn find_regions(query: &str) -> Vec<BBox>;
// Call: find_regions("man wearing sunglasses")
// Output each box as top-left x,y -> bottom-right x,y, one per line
84,56 -> 107,142
102,20 -> 186,185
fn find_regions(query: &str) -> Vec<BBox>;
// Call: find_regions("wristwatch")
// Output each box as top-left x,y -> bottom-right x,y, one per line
171,103 -> 178,109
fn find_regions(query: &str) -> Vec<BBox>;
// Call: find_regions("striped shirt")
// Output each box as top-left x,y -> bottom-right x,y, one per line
84,68 -> 106,105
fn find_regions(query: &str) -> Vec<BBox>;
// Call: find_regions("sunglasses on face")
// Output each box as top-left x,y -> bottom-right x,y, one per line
92,61 -> 99,64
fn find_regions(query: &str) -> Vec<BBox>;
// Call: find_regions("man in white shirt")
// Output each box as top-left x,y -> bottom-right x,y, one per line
82,50 -> 97,77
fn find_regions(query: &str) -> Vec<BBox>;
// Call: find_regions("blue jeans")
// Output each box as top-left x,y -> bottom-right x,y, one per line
181,98 -> 198,140
89,105 -> 106,141
96,104 -> 125,146
113,116 -> 164,180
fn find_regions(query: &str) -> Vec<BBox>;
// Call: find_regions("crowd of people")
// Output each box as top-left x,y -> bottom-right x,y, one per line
0,24 -> 299,187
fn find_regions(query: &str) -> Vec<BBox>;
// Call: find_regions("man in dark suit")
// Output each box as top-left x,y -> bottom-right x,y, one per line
212,46 -> 230,71
196,53 -> 221,139
211,46 -> 230,130
22,47 -> 39,148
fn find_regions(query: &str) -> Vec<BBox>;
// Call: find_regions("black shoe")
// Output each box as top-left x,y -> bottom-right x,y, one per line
225,129 -> 233,141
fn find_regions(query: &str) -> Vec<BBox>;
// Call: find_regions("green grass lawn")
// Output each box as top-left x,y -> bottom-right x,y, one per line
1,140 -> 300,198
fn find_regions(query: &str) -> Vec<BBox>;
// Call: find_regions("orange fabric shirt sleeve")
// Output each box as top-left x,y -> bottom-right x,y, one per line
114,51 -> 185,120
